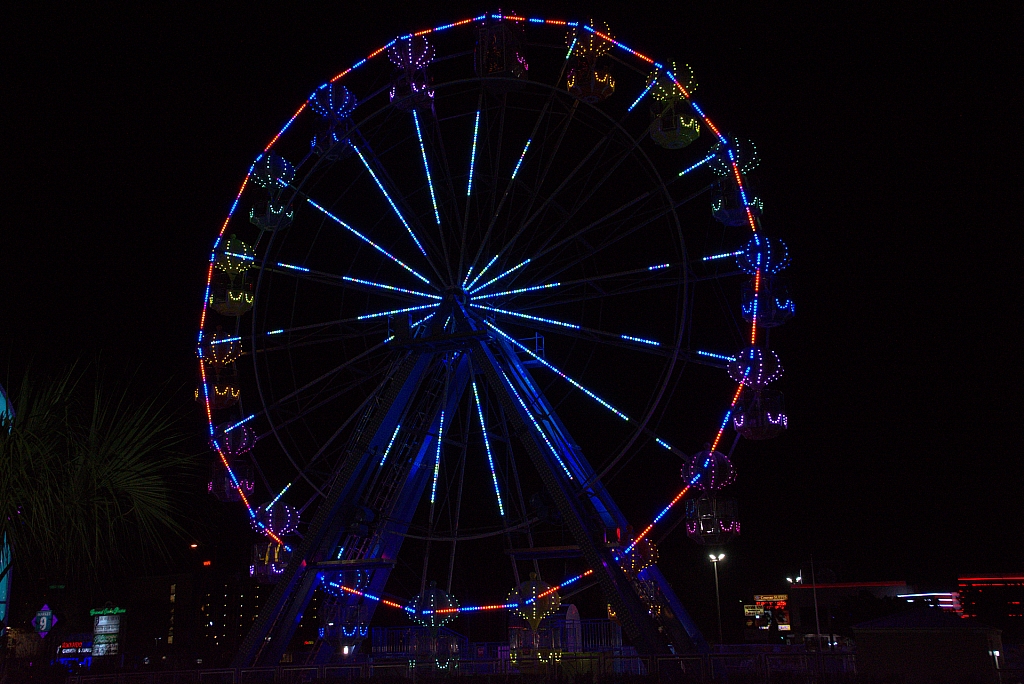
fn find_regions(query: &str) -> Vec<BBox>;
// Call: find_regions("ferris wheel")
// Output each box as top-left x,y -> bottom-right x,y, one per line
196,12 -> 793,666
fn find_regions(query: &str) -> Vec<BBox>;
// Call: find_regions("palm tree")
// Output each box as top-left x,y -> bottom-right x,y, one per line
0,365 -> 192,582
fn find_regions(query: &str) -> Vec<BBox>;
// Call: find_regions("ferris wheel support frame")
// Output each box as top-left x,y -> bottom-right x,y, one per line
234,317 -> 706,667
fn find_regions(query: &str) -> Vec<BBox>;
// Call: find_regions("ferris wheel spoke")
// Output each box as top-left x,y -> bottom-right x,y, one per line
425,107 -> 467,264
509,277 -> 686,311
276,361 -> 407,494
348,140 -> 446,281
470,262 -> 676,301
466,81 -> 561,284
268,263 -> 441,303
305,198 -> 433,286
411,110 -> 455,285
258,362 -> 408,502
470,302 -> 665,349
245,339 -> 400,432
257,370 -> 385,445
515,183 -> 711,289
460,100 -> 482,268
488,322 -> 696,463
487,320 -> 627,422
471,376 -> 505,517
483,116 -> 613,272
509,119 -> 650,265
481,100 -> 582,270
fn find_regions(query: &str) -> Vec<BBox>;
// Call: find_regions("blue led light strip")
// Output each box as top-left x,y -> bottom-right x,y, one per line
679,154 -> 716,177
471,378 -> 505,516
656,475 -> 702,524
342,275 -> 441,300
307,199 -> 431,285
486,321 -> 629,421
357,302 -> 439,321
473,261 -> 676,302
350,142 -> 428,258
697,350 -> 737,362
621,335 -> 659,347
470,303 -> 580,330
702,250 -> 744,262
510,139 -> 532,181
466,254 -> 500,290
224,413 -> 256,433
496,365 -> 573,479
412,109 -> 441,226
627,77 -> 657,112
469,258 -> 531,294
467,110 -> 480,198
470,281 -> 561,300
278,262 -> 310,272
431,410 -> 444,505
379,424 -> 402,467
267,482 -> 293,509
210,336 -> 241,345
473,304 -> 662,348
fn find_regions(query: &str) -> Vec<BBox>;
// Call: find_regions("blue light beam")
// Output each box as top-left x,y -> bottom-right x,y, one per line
486,321 -> 630,421
469,258 -> 531,294
412,109 -> 441,226
307,199 -> 432,285
471,378 -> 505,516
350,142 -> 428,258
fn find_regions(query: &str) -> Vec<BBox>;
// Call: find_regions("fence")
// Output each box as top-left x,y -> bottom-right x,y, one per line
65,653 -> 864,684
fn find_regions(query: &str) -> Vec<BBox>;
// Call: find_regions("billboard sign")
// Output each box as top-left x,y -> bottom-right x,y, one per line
91,607 -> 125,657
32,604 -> 57,638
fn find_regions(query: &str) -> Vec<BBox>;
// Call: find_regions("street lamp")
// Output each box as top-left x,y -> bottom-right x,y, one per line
709,553 -> 725,645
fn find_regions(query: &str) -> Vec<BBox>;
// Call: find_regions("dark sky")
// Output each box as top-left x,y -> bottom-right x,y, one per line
3,0 -> 1020,636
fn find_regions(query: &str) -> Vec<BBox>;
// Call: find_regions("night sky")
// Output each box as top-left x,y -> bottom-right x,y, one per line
3,0 -> 1019,640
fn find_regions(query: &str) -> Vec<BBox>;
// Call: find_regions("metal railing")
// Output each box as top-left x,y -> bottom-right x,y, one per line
66,652 -> 862,683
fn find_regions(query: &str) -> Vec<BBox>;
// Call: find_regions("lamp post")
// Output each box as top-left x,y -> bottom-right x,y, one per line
709,553 -> 725,645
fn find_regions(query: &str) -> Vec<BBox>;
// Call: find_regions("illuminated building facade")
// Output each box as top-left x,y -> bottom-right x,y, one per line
958,574 -> 1024,638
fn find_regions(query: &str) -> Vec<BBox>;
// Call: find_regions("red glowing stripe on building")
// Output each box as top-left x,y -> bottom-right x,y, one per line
545,19 -> 567,25
414,28 -> 433,36
745,206 -> 758,232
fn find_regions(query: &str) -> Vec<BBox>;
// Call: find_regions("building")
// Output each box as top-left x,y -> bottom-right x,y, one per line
897,591 -> 962,613
852,609 -> 1003,684
958,574 -> 1024,639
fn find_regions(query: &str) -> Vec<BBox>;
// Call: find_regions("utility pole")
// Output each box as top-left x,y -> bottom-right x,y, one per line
811,554 -> 824,675
709,553 -> 725,645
